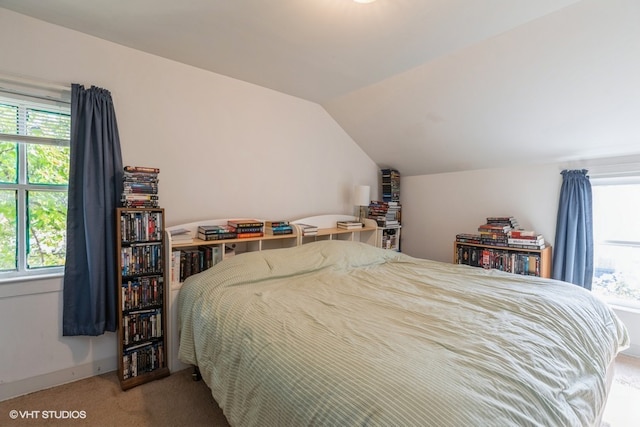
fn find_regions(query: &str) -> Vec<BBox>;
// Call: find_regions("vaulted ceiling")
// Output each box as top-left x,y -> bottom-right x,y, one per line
2,0 -> 639,176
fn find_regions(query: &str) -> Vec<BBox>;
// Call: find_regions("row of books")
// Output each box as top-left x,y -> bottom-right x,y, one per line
381,168 -> 400,202
456,233 -> 546,250
122,342 -> 165,380
456,245 -> 543,276
121,166 -> 160,209
121,276 -> 163,312
172,246 -> 221,283
122,308 -> 162,346
120,242 -> 163,277
119,210 -> 163,243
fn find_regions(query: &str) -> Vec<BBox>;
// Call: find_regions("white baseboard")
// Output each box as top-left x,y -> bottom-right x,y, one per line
622,343 -> 640,358
0,357 -> 117,402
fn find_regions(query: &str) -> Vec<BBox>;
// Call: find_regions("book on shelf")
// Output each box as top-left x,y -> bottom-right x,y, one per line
296,223 -> 319,235
121,201 -> 159,209
456,233 -> 482,244
197,231 -> 237,241
507,237 -> 545,246
227,219 -> 264,228
486,216 -> 518,224
124,166 -> 160,174
123,183 -> 158,193
478,223 -> 511,233
170,229 -> 193,243
198,224 -> 236,235
337,221 -> 364,230
508,230 -> 543,240
172,237 -> 193,243
123,173 -> 158,183
508,243 -> 547,250
170,228 -> 190,236
229,226 -> 263,233
235,232 -> 264,239
265,220 -> 289,227
265,224 -> 293,235
122,194 -> 159,200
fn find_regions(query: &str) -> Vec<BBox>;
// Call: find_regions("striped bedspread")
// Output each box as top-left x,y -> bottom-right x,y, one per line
178,240 -> 629,427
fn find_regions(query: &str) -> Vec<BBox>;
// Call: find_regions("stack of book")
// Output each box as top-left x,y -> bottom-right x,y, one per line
228,219 -> 264,238
296,223 -> 319,236
169,228 -> 193,244
478,216 -> 519,246
121,166 -> 160,208
337,221 -> 364,230
265,221 -> 293,235
507,230 -> 546,249
197,225 -> 236,241
368,200 -> 401,227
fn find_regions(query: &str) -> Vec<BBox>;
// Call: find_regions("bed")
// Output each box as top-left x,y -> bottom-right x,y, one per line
178,240 -> 629,426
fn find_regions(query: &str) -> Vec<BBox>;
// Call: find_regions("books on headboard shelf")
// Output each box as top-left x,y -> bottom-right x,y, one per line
337,221 -> 364,230
169,219 -> 299,283
265,221 -> 294,235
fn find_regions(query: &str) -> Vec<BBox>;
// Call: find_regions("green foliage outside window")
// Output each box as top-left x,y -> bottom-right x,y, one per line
0,102 -> 70,273
0,189 -> 16,270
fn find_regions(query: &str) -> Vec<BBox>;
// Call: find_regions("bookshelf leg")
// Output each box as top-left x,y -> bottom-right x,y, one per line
192,366 -> 202,381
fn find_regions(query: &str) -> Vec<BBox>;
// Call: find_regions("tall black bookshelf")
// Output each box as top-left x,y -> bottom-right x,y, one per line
116,208 -> 170,390
381,168 -> 400,202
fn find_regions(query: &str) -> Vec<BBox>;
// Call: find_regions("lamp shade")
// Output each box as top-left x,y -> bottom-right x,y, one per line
354,185 -> 371,207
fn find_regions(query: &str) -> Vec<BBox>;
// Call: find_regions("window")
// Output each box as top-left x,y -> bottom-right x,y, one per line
592,175 -> 640,308
0,90 -> 70,280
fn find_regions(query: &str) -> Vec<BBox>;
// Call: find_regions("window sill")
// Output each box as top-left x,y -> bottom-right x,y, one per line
0,273 -> 64,298
609,303 -> 640,315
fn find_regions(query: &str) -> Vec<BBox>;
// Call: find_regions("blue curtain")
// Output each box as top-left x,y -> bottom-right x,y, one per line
552,169 -> 594,290
63,85 -> 123,336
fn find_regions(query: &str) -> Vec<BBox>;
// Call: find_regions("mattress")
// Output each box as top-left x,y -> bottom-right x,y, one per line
178,240 -> 629,426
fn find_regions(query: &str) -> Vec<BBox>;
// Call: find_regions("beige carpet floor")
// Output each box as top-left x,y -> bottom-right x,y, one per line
602,353 -> 640,427
0,368 -> 229,427
1,354 -> 639,427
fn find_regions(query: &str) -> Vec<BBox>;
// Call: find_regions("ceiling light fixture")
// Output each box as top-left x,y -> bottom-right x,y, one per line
353,0 -> 376,3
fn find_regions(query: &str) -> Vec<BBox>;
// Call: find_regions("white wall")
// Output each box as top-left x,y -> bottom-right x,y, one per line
0,9 -> 379,400
402,162 -> 639,358
402,162 -> 560,263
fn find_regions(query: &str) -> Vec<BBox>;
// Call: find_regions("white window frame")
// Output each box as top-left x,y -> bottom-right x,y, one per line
0,82 -> 71,283
590,165 -> 640,310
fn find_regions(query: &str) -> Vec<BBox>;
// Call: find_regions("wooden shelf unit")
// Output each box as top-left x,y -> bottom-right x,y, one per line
453,241 -> 552,278
116,208 -> 170,390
